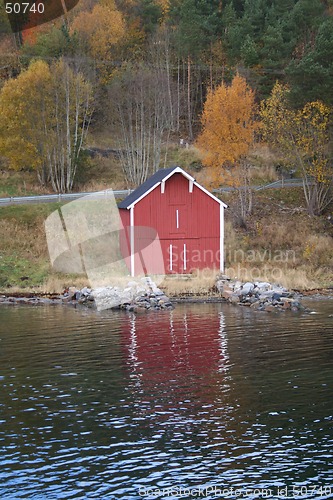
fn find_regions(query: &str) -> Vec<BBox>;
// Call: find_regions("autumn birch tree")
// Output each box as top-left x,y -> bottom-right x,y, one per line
48,60 -> 93,192
0,60 -> 53,184
70,0 -> 125,83
0,59 -> 93,192
196,74 -> 259,222
260,82 -> 333,215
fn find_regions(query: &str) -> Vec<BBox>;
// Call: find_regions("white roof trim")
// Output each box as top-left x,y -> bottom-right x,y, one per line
162,166 -> 195,183
193,181 -> 228,208
127,182 -> 161,209
126,166 -> 227,209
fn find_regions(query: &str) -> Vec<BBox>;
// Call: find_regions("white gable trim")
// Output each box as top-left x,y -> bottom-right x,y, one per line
126,167 -> 227,209
162,166 -> 195,184
193,181 -> 228,208
127,182 -> 160,209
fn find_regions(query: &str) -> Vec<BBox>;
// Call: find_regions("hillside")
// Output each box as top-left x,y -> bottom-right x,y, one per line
0,170 -> 332,293
0,0 -> 332,291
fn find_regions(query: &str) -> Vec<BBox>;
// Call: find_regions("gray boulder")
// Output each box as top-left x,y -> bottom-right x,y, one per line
240,282 -> 255,295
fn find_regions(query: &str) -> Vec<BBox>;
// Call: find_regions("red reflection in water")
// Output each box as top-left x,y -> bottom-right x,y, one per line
121,308 -> 229,405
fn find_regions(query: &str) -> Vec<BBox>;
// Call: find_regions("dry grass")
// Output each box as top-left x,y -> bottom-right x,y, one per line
0,170 -> 50,197
277,268 -> 331,290
302,234 -> 333,267
0,204 -> 57,289
0,183 -> 332,293
86,129 -> 123,149
224,220 -> 241,261
250,164 -> 278,184
41,275 -> 90,294
255,218 -> 310,251
77,155 -> 126,191
162,144 -> 202,171
0,152 -> 126,199
225,263 -> 328,290
223,210 -> 333,290
79,179 -> 124,192
160,268 -> 218,296
248,143 -> 285,184
0,217 -> 48,259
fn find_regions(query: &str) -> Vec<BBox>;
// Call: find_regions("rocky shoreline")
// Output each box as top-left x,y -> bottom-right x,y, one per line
0,277 -> 174,312
215,276 -> 307,312
0,275 -> 330,312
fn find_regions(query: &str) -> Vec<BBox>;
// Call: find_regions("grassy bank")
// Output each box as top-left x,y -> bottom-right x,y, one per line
223,187 -> 333,290
0,185 -> 332,295
0,204 -> 87,293
0,143 -> 279,198
0,141 -> 332,294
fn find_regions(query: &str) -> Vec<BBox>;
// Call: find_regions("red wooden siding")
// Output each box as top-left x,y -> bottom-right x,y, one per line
120,208 -> 130,230
134,174 -> 219,240
160,238 -> 220,273
119,172 -> 222,275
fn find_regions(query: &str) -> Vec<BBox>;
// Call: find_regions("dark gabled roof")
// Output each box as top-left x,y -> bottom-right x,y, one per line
118,166 -> 178,209
118,165 -> 228,210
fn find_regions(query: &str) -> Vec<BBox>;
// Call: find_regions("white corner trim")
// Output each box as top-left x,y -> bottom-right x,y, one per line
169,244 -> 173,271
130,206 -> 135,277
161,180 -> 165,193
189,179 -> 194,193
183,243 -> 187,271
220,205 -> 224,272
176,209 -> 179,229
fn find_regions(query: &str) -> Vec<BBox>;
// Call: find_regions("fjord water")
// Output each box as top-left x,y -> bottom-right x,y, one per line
0,301 -> 333,499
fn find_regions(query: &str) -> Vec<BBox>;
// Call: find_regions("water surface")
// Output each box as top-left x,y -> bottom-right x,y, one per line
0,300 -> 333,499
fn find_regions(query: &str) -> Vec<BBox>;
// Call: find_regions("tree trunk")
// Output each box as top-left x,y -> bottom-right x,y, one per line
187,56 -> 193,141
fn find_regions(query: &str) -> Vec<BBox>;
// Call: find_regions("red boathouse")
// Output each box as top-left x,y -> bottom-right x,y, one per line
118,166 -> 227,276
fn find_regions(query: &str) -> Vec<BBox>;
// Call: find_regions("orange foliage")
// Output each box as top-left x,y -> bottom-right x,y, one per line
21,28 -> 37,45
196,74 -> 259,187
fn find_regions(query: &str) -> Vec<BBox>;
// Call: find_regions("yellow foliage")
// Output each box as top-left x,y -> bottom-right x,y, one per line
70,0 -> 125,74
0,59 -> 93,191
156,0 -> 170,18
260,84 -> 331,184
0,60 -> 52,171
196,74 -> 259,187
303,241 -> 315,261
260,82 -> 333,214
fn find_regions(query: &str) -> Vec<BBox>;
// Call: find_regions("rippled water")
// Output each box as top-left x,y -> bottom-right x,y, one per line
1,300 -> 333,499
